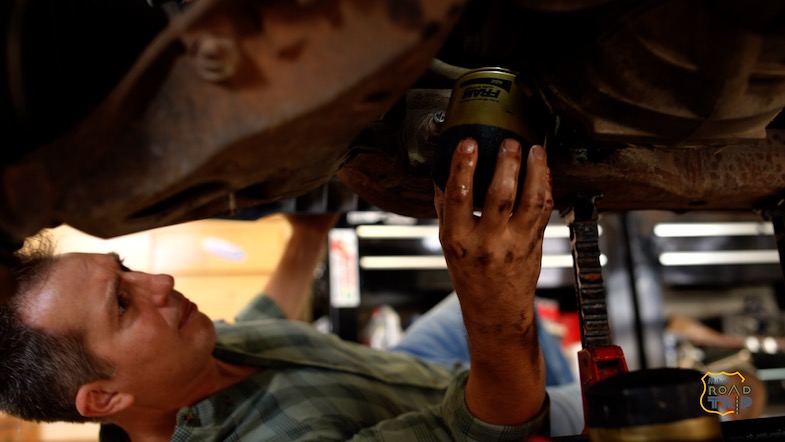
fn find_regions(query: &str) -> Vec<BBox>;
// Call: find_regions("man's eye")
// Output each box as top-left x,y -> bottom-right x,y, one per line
118,293 -> 129,315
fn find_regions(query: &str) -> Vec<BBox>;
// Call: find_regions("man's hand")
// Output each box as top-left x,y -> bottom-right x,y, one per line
435,137 -> 552,425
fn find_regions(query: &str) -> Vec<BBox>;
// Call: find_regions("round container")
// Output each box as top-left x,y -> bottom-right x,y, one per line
431,67 -> 540,209
587,368 -> 724,442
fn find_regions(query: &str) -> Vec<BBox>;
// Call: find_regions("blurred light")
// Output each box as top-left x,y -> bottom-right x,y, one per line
421,235 -> 442,252
745,336 -> 760,353
346,211 -> 418,225
357,225 -> 439,239
355,224 -> 592,239
658,250 -> 779,266
200,237 -> 246,261
359,254 -> 606,270
757,367 -> 785,381
360,256 -> 446,270
653,222 -> 773,238
763,336 -> 779,354
346,211 -> 385,225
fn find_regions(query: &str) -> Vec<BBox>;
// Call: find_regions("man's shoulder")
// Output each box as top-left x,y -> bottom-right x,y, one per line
212,316 -> 342,366
213,318 -> 456,390
233,294 -> 287,322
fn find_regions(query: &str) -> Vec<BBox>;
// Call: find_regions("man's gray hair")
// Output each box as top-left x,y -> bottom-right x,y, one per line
0,235 -> 115,422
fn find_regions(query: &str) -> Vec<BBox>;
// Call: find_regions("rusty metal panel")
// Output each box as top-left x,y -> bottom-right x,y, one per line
340,129 -> 785,218
0,0 -> 465,241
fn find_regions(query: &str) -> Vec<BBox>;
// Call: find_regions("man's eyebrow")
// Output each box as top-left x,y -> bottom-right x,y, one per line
104,256 -> 123,320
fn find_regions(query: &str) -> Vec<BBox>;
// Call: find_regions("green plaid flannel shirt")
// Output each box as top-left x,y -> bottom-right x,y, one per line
100,296 -> 548,441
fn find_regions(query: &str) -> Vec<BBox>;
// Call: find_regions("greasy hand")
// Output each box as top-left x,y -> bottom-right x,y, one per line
435,138 -> 552,333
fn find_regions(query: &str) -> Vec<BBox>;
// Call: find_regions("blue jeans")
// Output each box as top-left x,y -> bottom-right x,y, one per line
391,292 -> 584,436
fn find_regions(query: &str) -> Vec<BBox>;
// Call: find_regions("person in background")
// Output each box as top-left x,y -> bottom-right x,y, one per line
0,138 -> 582,440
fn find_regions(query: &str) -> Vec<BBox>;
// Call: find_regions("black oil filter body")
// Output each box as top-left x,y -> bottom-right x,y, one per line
432,67 -> 537,209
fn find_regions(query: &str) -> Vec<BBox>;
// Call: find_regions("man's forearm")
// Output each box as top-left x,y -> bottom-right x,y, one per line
435,137 -> 553,427
264,218 -> 334,320
464,312 -> 546,425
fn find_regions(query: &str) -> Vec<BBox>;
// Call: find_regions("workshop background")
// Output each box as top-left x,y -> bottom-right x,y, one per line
1,208 -> 784,441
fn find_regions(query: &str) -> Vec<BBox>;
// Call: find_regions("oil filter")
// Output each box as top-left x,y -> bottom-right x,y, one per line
431,67 -> 540,209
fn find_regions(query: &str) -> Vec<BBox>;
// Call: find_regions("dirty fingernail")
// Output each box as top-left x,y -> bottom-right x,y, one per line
531,145 -> 545,160
461,139 -> 477,154
503,139 -> 520,152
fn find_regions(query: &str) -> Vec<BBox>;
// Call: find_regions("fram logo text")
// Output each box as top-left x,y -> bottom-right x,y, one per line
461,86 -> 501,100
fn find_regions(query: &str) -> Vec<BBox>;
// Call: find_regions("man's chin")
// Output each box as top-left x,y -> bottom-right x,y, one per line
184,312 -> 218,348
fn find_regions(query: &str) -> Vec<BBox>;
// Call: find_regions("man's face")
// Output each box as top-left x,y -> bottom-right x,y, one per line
21,252 -> 217,409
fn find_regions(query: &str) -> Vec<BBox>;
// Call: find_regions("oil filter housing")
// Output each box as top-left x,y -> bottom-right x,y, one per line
432,67 -> 540,209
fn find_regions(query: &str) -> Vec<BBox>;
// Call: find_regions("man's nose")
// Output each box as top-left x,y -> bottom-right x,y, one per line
145,273 -> 175,306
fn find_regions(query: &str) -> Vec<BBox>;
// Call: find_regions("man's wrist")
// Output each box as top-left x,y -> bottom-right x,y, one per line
461,307 -> 537,337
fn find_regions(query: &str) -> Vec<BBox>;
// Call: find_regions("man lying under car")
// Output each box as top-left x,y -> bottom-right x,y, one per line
0,139 -> 566,441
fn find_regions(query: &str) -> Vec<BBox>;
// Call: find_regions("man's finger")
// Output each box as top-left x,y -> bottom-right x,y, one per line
433,183 -> 445,228
441,138 -> 478,234
512,145 -> 553,232
481,138 -> 522,230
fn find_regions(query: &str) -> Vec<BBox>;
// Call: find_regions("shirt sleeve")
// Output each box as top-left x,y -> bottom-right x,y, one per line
234,293 -> 287,322
348,371 -> 550,441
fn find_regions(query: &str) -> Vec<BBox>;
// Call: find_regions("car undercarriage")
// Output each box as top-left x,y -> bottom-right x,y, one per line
4,0 -> 785,240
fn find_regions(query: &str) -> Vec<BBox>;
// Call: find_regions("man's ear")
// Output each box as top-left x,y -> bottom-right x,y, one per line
75,382 -> 133,418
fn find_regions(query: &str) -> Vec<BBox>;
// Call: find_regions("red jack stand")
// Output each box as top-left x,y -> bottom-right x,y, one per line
578,345 -> 628,433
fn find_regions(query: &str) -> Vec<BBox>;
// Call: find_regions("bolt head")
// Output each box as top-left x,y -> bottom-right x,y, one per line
191,34 -> 240,82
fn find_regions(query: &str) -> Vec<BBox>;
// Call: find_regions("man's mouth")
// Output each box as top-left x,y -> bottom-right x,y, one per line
179,299 -> 195,329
